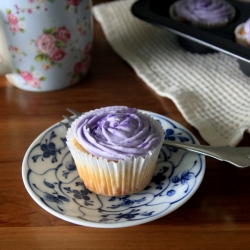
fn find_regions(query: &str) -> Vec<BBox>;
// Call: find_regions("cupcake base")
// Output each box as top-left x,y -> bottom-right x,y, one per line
237,59 -> 250,77
66,109 -> 165,196
67,138 -> 162,196
72,153 -> 158,196
177,36 -> 217,54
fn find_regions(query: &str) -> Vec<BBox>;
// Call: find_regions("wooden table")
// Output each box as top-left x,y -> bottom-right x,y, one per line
1,1 -> 250,249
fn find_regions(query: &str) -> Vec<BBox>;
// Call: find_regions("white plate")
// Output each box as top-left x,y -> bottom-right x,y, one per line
22,110 -> 205,228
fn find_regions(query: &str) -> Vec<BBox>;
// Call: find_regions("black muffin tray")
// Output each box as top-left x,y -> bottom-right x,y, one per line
131,0 -> 250,62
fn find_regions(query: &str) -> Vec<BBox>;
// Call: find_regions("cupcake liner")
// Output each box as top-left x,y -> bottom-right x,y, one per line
169,1 -> 236,30
66,110 -> 164,196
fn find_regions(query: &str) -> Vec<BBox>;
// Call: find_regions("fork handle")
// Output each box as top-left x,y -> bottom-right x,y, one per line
163,140 -> 250,168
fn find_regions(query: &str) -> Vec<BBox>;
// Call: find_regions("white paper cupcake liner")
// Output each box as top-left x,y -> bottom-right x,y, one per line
66,110 -> 164,196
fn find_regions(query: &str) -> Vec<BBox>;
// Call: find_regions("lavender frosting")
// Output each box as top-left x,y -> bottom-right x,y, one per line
74,106 -> 163,161
174,0 -> 235,22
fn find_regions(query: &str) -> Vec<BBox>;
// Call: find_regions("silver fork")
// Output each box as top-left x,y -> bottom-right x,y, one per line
61,108 -> 250,168
60,108 -> 83,129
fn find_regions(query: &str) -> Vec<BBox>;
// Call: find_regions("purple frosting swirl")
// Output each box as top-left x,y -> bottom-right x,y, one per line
174,0 -> 235,22
74,106 -> 163,161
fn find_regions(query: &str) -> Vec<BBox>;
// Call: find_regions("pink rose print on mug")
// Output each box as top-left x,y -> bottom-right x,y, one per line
84,42 -> 92,55
68,42 -> 92,84
15,66 -> 46,89
68,56 -> 90,84
33,26 -> 71,68
65,0 -> 82,13
5,9 -> 25,34
8,45 -> 27,62
14,0 -> 56,15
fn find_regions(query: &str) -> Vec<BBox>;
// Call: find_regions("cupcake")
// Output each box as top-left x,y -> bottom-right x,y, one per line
66,106 -> 164,196
169,0 -> 236,53
234,18 -> 250,76
234,18 -> 250,47
169,0 -> 236,29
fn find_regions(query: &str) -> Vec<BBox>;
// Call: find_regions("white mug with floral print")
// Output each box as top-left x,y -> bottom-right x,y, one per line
0,0 -> 93,91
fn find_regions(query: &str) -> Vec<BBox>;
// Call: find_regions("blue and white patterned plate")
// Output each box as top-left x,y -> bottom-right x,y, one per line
22,110 -> 205,228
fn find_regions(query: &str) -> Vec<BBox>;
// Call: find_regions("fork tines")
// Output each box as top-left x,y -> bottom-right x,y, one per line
67,108 -> 82,117
60,108 -> 82,130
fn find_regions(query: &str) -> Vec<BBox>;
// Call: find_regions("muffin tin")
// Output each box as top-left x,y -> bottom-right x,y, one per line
131,0 -> 250,63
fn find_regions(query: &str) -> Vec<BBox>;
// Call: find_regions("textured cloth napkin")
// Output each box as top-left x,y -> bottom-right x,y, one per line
92,0 -> 250,146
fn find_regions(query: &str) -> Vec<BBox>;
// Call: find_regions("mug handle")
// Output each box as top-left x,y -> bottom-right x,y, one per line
0,16 -> 13,75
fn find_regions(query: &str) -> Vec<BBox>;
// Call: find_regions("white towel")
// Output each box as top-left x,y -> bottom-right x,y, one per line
92,0 -> 250,146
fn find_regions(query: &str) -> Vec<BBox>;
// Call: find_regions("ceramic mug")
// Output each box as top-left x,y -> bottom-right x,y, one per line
0,0 -> 93,92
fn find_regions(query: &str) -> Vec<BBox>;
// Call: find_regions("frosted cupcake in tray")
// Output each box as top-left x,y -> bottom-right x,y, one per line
169,0 -> 236,29
234,18 -> 250,47
66,106 -> 164,196
234,18 -> 250,76
169,0 -> 236,53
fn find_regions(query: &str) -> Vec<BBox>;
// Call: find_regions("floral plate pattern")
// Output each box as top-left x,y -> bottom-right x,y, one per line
22,110 -> 205,228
